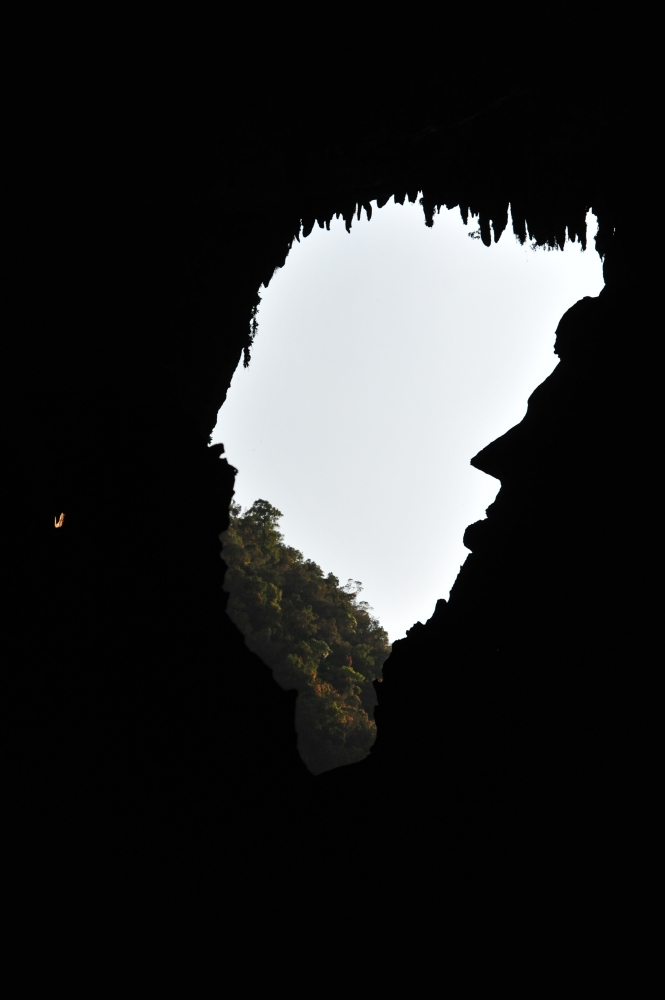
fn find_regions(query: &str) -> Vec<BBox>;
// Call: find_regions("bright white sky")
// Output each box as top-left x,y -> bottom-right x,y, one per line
212,200 -> 604,642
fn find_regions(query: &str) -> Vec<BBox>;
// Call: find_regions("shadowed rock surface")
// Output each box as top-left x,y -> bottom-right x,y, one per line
7,48 -> 659,948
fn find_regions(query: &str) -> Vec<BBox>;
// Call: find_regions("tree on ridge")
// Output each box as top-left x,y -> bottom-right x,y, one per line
222,499 -> 391,774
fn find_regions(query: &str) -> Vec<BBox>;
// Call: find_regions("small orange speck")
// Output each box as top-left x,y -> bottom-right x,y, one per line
54,513 -> 65,529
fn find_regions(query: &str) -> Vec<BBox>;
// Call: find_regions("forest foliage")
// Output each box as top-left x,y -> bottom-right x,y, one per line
221,499 -> 391,774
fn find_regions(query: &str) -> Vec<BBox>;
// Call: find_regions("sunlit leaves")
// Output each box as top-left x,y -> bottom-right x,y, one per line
222,499 -> 391,773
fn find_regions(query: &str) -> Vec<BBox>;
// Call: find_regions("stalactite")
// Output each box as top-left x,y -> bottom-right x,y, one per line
302,214 -> 315,239
479,210 -> 492,247
490,202 -> 509,243
420,192 -> 436,227
510,202 -> 527,244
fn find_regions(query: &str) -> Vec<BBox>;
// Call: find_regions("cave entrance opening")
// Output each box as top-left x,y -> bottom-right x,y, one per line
211,197 -> 604,773
213,198 -> 604,641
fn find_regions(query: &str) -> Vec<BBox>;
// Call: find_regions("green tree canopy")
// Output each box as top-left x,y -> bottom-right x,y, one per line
222,499 -> 391,774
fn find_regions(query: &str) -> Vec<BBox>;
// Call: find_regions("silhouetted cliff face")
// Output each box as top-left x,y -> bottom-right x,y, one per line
358,236 -> 659,871
7,61 -> 659,924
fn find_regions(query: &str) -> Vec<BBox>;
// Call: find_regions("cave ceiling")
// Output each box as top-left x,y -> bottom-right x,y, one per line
170,70 -> 633,250
11,63 -> 649,499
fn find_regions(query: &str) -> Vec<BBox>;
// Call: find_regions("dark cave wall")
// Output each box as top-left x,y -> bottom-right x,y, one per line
370,246 -> 659,815
8,62 -> 660,916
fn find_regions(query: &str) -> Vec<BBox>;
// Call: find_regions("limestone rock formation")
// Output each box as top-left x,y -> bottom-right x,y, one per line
6,51 -> 659,946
